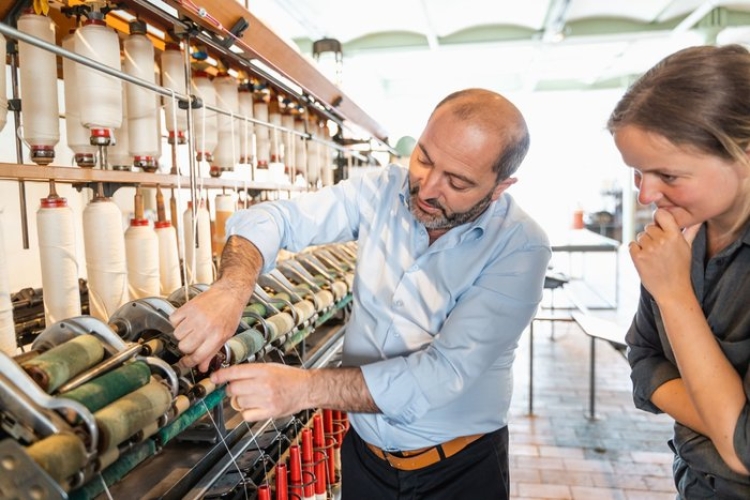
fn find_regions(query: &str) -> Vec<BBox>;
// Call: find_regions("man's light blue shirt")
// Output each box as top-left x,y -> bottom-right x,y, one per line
227,164 -> 551,450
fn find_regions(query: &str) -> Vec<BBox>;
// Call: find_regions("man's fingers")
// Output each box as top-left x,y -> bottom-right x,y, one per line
211,364 -> 260,385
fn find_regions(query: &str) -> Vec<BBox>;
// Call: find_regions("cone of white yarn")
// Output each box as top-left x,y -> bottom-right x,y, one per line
155,221 -> 181,295
83,198 -> 129,321
36,197 -> 81,325
183,201 -> 214,285
0,33 -> 7,133
213,193 -> 235,263
0,214 -> 16,355
124,220 -> 160,299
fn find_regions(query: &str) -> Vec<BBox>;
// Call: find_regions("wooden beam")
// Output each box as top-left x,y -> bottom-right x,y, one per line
159,0 -> 388,142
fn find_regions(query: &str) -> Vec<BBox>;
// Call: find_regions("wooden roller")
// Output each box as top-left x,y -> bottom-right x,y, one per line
25,432 -> 87,487
22,335 -> 105,393
292,299 -> 316,323
331,280 -> 348,301
94,379 -> 172,453
313,289 -> 334,311
265,312 -> 295,342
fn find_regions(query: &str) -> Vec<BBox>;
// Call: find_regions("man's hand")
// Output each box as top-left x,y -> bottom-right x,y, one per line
171,235 -> 263,372
170,282 -> 247,372
211,363 -> 312,421
210,364 -> 380,421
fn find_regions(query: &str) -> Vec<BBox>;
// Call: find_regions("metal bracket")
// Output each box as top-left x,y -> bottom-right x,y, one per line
218,17 -> 249,49
0,439 -> 68,500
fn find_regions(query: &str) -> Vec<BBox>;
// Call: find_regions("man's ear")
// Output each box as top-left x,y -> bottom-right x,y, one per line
491,177 -> 518,201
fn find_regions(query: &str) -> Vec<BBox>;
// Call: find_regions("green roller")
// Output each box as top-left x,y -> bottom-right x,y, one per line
243,302 -> 267,318
226,328 -> 266,363
94,380 -> 172,453
26,432 -> 87,486
60,361 -> 151,414
22,335 -> 105,393
272,292 -> 292,303
313,274 -> 330,287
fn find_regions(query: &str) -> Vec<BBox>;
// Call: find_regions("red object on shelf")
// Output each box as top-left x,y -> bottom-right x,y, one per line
257,483 -> 271,500
288,444 -> 303,499
275,463 -> 288,500
301,428 -> 315,499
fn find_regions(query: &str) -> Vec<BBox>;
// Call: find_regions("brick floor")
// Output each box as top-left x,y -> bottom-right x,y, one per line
508,287 -> 677,500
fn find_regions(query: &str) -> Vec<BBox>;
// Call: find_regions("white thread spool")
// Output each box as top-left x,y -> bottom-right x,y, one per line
37,197 -> 81,325
0,33 -> 7,134
308,114 -> 321,186
295,114 -> 308,185
75,16 -> 122,145
213,193 -> 235,263
108,87 -> 131,170
18,12 -> 59,165
282,111 -> 295,171
183,201 -> 213,284
191,70 -> 217,162
253,93 -> 270,169
62,31 -> 96,167
212,131 -> 236,176
214,73 -> 238,137
161,43 -> 187,144
320,120 -> 333,187
124,20 -> 159,171
212,73 -> 239,175
238,83 -> 254,164
155,221 -> 181,295
0,215 -> 16,355
269,96 -> 282,164
83,198 -> 129,321
124,220 -> 160,299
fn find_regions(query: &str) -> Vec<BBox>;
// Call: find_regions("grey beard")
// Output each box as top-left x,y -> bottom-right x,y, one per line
409,187 -> 494,230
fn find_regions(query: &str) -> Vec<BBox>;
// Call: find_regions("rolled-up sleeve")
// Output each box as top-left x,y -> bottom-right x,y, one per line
226,180 -> 363,274
626,286 -> 681,414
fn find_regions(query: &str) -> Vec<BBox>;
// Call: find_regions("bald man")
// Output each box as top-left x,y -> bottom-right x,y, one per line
172,88 -> 551,499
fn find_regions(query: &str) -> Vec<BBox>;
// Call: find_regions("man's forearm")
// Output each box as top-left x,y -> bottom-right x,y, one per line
215,235 -> 264,301
306,367 -> 380,413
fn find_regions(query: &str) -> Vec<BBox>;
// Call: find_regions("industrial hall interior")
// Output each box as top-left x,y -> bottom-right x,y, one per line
2,0 -> 750,499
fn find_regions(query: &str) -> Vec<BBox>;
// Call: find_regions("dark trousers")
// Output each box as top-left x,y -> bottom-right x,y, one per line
340,426 -> 509,500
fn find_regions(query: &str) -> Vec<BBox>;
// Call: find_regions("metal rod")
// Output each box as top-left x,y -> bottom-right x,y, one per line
8,40 -> 28,249
182,35 -> 199,245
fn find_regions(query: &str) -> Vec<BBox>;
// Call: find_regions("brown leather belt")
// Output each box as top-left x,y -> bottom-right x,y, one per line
365,433 -> 484,471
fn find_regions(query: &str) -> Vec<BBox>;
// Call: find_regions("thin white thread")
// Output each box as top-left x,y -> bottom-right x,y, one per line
98,472 -> 115,500
188,371 -> 250,500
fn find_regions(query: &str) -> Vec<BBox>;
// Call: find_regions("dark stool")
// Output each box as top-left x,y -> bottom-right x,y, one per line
527,269 -> 571,415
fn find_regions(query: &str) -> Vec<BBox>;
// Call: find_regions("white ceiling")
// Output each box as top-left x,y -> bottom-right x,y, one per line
242,0 -> 750,143
249,0 -> 750,93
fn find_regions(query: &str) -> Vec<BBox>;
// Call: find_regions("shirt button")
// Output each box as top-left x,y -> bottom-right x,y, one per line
409,265 -> 419,272
394,300 -> 404,307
